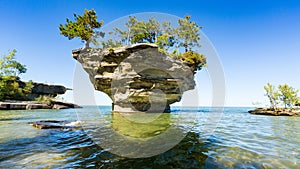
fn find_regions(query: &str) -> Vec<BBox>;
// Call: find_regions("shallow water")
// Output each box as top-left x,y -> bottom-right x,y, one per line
0,106 -> 299,168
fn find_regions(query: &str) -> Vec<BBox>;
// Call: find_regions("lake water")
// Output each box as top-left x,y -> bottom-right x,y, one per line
0,106 -> 299,168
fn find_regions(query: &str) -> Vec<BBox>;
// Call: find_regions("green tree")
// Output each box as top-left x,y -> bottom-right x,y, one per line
176,15 -> 202,52
145,17 -> 161,43
0,50 -> 32,100
156,21 -> 175,52
114,16 -> 139,45
59,9 -> 104,48
99,14 -> 206,72
130,20 -> 150,43
264,83 -> 280,110
101,39 -> 122,48
278,84 -> 299,108
115,16 -> 161,44
0,50 -> 27,76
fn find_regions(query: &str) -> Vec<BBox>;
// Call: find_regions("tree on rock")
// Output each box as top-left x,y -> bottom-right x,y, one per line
59,9 -> 104,48
278,84 -> 299,108
264,83 -> 279,110
176,15 -> 202,52
264,83 -> 300,109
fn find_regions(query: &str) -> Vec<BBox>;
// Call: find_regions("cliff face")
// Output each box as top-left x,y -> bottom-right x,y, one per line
72,43 -> 195,112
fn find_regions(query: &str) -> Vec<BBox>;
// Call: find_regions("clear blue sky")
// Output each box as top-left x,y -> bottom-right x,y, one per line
1,0 -> 300,106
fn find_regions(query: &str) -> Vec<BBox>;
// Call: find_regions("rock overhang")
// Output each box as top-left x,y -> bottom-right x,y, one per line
72,43 -> 196,113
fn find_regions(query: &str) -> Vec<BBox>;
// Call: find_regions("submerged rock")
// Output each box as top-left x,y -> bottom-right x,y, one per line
249,108 -> 300,116
30,120 -> 82,129
72,43 -> 196,113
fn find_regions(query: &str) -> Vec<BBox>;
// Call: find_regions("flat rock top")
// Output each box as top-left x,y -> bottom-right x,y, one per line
249,108 -> 300,116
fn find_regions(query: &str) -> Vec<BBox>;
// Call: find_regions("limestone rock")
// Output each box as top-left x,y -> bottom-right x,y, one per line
72,43 -> 196,112
0,100 -> 81,110
249,108 -> 300,116
31,120 -> 82,129
5,77 -> 69,100
0,101 -> 50,110
31,83 -> 67,95
51,100 -> 82,109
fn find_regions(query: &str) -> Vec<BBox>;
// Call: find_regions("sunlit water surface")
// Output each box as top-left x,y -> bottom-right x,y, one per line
0,106 -> 299,168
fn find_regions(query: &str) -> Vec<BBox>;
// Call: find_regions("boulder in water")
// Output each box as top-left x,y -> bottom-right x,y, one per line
30,120 -> 82,129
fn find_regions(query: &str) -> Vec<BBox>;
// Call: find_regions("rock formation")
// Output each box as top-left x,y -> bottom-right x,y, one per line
0,78 -> 81,110
16,79 -> 69,100
249,108 -> 300,116
0,100 -> 81,110
30,120 -> 82,129
72,43 -> 196,112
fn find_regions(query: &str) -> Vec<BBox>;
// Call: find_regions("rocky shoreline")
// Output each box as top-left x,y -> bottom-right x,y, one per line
249,108 -> 300,116
0,100 -> 81,110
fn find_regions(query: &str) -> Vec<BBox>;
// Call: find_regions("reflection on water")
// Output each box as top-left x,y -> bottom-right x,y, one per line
0,106 -> 299,168
111,112 -> 171,138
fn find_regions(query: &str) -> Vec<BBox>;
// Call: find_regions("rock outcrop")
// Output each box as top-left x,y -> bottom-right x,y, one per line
0,101 -> 51,110
30,120 -> 82,129
17,80 -> 69,100
249,108 -> 300,116
0,79 -> 82,110
72,43 -> 196,112
1,76 -> 69,100
0,100 -> 81,110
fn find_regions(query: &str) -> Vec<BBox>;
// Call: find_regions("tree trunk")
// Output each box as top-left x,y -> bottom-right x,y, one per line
184,43 -> 188,52
85,41 -> 90,48
128,29 -> 131,45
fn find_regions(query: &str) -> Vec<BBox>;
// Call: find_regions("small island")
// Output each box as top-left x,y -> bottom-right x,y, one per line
249,83 -> 300,116
59,10 -> 206,113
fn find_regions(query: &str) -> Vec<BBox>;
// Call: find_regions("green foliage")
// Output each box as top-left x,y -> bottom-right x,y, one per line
59,9 -> 104,48
278,84 -> 299,109
114,16 -> 161,44
264,83 -> 300,109
156,22 -> 176,52
264,83 -> 280,110
108,48 -> 115,54
0,50 -> 32,101
179,51 -> 206,71
113,15 -> 201,53
101,39 -> 122,48
175,15 -> 202,52
296,100 -> 300,107
111,15 -> 205,71
23,80 -> 33,94
0,76 -> 33,100
0,50 -> 27,76
61,10 -> 206,72
35,95 -> 55,105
